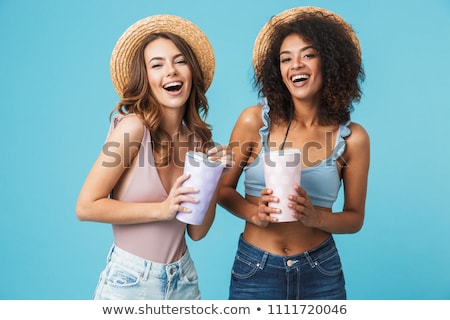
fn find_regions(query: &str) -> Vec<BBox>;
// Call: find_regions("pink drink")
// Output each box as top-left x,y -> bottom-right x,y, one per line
263,149 -> 302,222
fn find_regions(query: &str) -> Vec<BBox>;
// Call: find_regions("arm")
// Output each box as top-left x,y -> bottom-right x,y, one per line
335,122 -> 370,233
217,106 -> 271,226
290,122 -> 370,233
76,115 -> 197,224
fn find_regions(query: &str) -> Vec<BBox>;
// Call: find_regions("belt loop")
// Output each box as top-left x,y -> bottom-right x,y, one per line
179,250 -> 188,276
143,260 -> 151,280
106,244 -> 115,263
258,252 -> 269,269
303,251 -> 316,268
177,263 -> 182,279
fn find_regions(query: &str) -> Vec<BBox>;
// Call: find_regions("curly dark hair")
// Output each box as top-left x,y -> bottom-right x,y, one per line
255,10 -> 365,125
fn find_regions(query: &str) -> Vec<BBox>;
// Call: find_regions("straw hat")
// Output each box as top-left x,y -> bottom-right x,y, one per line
110,14 -> 215,98
252,6 -> 361,78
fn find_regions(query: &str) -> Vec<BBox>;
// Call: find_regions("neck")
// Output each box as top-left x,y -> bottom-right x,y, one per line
292,100 -> 320,127
160,109 -> 185,137
162,123 -> 185,138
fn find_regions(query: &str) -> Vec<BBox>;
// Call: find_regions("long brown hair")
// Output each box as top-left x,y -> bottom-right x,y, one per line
111,32 -> 213,167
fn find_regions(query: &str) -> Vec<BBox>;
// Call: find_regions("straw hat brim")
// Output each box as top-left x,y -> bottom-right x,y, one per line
110,14 -> 215,98
252,6 -> 361,78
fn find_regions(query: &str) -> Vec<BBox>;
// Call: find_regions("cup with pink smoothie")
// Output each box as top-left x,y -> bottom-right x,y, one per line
263,148 -> 302,222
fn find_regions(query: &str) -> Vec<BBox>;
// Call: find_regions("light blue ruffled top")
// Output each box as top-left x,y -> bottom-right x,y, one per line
243,100 -> 351,208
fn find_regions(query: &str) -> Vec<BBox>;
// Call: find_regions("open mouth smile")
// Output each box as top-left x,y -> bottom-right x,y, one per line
163,81 -> 183,91
291,74 -> 310,83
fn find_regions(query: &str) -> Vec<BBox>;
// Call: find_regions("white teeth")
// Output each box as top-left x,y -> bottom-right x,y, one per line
291,74 -> 309,82
163,81 -> 182,89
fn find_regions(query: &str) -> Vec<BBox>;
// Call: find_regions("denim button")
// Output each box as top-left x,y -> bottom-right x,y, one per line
286,260 -> 294,267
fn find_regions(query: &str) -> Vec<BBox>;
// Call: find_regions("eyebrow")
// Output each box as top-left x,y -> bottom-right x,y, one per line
148,53 -> 185,64
279,45 -> 315,56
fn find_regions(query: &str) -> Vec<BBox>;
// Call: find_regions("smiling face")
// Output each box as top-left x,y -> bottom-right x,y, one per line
279,33 -> 322,104
144,37 -> 193,110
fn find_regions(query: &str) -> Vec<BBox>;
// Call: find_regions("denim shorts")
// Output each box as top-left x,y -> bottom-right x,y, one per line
229,234 -> 346,300
93,244 -> 201,300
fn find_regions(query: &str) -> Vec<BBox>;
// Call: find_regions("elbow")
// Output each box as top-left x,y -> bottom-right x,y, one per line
340,206 -> 365,233
190,234 -> 205,241
187,226 -> 208,241
348,223 -> 363,234
75,200 -> 89,221
187,229 -> 206,241
217,188 -> 226,206
350,214 -> 365,234
354,220 -> 364,233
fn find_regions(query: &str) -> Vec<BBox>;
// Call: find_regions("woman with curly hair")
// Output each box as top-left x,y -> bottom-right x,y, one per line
76,14 -> 230,300
218,6 -> 370,299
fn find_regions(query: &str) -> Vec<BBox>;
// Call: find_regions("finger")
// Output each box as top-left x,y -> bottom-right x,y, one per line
208,150 -> 231,164
257,209 -> 276,222
288,202 -> 306,213
259,201 -> 281,214
174,173 -> 191,188
293,184 -> 307,196
288,194 -> 306,205
207,145 -> 225,156
209,145 -> 232,158
259,211 -> 279,223
290,211 -> 302,221
176,194 -> 199,204
260,188 -> 273,196
177,186 -> 199,195
177,204 -> 192,213
208,155 -> 231,166
261,195 -> 279,205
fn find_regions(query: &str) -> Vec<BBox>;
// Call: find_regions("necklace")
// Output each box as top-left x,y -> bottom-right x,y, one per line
279,117 -> 292,150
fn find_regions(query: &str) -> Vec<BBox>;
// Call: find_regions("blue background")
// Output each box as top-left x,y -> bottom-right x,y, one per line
1,0 -> 449,300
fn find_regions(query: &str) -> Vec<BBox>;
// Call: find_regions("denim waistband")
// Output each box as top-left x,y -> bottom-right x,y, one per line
107,243 -> 191,280
237,234 -> 337,270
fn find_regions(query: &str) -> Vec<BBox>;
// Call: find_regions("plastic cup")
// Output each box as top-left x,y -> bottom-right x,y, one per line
263,148 -> 302,222
176,151 -> 225,225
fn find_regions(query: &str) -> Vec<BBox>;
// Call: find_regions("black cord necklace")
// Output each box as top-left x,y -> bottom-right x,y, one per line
279,117 -> 292,151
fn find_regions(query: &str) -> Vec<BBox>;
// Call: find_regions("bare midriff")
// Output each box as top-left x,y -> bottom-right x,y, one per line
243,194 -> 331,256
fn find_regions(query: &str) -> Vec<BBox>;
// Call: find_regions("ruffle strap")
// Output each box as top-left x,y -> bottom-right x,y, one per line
259,98 -> 271,151
105,113 -> 124,139
333,120 -> 351,160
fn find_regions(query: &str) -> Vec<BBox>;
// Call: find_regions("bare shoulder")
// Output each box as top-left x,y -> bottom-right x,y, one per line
235,105 -> 264,130
229,105 -> 265,144
108,113 -> 145,142
345,122 -> 370,160
348,122 -> 370,145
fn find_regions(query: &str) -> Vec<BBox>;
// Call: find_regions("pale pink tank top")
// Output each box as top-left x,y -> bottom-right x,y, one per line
108,113 -> 187,264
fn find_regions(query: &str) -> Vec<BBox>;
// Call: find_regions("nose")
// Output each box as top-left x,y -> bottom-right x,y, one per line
166,62 -> 178,76
292,57 -> 304,69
